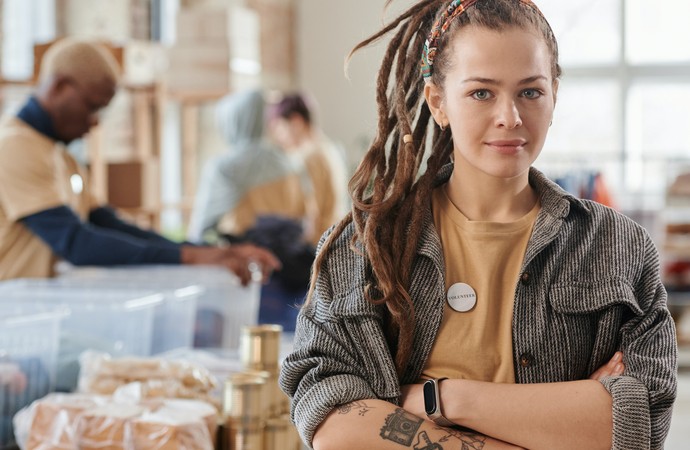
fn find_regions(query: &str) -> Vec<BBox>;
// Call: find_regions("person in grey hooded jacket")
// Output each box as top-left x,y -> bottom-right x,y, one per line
187,90 -> 312,244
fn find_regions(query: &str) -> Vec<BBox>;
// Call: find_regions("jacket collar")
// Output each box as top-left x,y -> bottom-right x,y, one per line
418,163 -> 590,264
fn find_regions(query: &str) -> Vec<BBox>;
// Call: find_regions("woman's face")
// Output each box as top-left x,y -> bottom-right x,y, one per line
426,25 -> 558,181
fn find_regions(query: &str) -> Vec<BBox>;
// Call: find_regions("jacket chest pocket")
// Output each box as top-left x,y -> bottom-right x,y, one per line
546,281 -> 642,378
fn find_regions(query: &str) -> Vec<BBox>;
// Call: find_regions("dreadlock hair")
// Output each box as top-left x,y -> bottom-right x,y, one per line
306,0 -> 561,377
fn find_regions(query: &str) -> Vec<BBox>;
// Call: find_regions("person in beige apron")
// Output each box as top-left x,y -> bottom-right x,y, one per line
0,38 -> 279,284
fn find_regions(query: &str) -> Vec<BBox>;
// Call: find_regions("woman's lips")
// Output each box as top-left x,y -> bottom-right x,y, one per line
486,139 -> 527,154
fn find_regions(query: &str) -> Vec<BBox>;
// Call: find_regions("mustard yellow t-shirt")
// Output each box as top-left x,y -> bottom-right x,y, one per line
217,174 -> 308,239
0,116 -> 96,280
420,185 -> 540,383
299,137 -> 348,239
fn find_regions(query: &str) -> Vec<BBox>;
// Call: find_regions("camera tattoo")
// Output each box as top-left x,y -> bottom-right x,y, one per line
380,408 -> 424,446
336,401 -> 376,416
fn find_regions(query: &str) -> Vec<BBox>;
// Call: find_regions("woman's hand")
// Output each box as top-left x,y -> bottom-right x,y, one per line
399,383 -> 526,449
589,351 -> 625,381
399,383 -> 425,418
400,351 -> 624,426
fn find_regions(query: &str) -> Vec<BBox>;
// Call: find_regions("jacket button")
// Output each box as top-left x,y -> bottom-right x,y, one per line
519,353 -> 534,368
520,272 -> 531,285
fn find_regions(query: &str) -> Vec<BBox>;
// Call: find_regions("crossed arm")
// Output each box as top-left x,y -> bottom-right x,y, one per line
311,353 -> 624,450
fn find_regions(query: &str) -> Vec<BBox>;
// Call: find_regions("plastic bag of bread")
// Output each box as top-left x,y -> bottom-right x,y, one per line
77,351 -> 219,409
13,393 -> 109,450
12,393 -> 217,450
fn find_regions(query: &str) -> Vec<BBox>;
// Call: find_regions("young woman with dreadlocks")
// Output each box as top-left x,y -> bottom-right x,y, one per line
279,1 -> 677,449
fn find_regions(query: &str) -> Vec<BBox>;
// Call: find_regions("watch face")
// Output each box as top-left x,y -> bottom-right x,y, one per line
423,380 -> 437,415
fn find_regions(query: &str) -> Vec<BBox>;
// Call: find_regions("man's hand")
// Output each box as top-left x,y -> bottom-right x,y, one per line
180,244 -> 281,285
219,243 -> 282,285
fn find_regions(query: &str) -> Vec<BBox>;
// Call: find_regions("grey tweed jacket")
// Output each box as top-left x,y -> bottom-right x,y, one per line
279,165 -> 678,449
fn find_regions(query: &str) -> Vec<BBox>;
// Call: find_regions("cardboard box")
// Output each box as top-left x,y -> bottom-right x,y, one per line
176,9 -> 230,42
166,43 -> 231,72
175,6 -> 258,46
164,6 -> 261,93
163,69 -> 232,94
106,159 -> 160,210
124,41 -> 165,86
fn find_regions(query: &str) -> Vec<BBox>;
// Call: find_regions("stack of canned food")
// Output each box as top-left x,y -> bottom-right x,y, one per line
220,325 -> 301,450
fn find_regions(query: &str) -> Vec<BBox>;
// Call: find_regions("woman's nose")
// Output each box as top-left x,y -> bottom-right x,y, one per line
495,100 -> 522,129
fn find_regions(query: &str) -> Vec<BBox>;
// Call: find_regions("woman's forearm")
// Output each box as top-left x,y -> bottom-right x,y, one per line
444,379 -> 613,450
312,399 -> 523,450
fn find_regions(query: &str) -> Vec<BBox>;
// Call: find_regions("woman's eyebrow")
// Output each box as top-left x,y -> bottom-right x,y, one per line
461,75 -> 548,85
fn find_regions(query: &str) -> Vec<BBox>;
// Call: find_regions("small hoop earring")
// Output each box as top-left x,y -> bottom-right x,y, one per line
439,122 -> 446,131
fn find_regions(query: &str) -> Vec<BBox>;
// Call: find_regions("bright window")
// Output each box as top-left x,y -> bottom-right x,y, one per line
535,0 -> 690,210
1,0 -> 55,81
626,0 -> 690,64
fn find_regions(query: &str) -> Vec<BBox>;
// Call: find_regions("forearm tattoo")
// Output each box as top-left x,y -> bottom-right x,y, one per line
378,408 -> 487,449
336,400 -> 376,416
380,408 -> 424,446
414,431 -> 443,450
437,427 -> 486,450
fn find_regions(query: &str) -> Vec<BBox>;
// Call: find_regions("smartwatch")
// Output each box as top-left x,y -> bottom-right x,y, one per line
423,377 -> 455,427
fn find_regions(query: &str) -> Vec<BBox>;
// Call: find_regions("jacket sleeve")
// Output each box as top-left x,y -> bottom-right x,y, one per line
600,232 -> 677,450
278,231 -> 400,447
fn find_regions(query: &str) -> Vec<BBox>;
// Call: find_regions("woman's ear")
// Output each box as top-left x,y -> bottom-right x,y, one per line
424,82 -> 447,128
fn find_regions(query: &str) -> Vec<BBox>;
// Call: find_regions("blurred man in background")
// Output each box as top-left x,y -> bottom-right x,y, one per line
0,38 -> 279,284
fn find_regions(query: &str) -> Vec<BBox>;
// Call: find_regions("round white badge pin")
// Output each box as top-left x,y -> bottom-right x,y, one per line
70,174 -> 84,194
447,282 -> 477,312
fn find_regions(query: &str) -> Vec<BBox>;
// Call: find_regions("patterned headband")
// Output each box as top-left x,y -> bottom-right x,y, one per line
420,0 -> 543,79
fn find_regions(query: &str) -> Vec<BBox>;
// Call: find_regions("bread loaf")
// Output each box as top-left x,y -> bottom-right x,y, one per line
19,394 -> 217,450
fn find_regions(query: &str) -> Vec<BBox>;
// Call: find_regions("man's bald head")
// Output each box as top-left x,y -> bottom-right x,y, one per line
39,38 -> 120,89
35,39 -> 120,143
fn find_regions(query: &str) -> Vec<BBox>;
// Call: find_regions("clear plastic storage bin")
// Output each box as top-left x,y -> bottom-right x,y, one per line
0,284 -> 162,357
0,286 -> 163,392
0,279 -> 200,355
58,265 -> 261,349
0,303 -> 66,447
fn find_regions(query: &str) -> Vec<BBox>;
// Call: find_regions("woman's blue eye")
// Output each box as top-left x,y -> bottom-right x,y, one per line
472,90 -> 491,100
522,89 -> 542,99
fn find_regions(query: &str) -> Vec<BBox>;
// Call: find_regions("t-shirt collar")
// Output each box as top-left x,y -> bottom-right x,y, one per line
16,96 -> 60,142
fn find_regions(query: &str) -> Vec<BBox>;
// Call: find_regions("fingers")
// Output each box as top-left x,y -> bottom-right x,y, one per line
226,246 -> 281,285
589,351 -> 625,381
226,244 -> 282,284
222,257 -> 252,286
183,244 -> 281,285
231,244 -> 282,271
